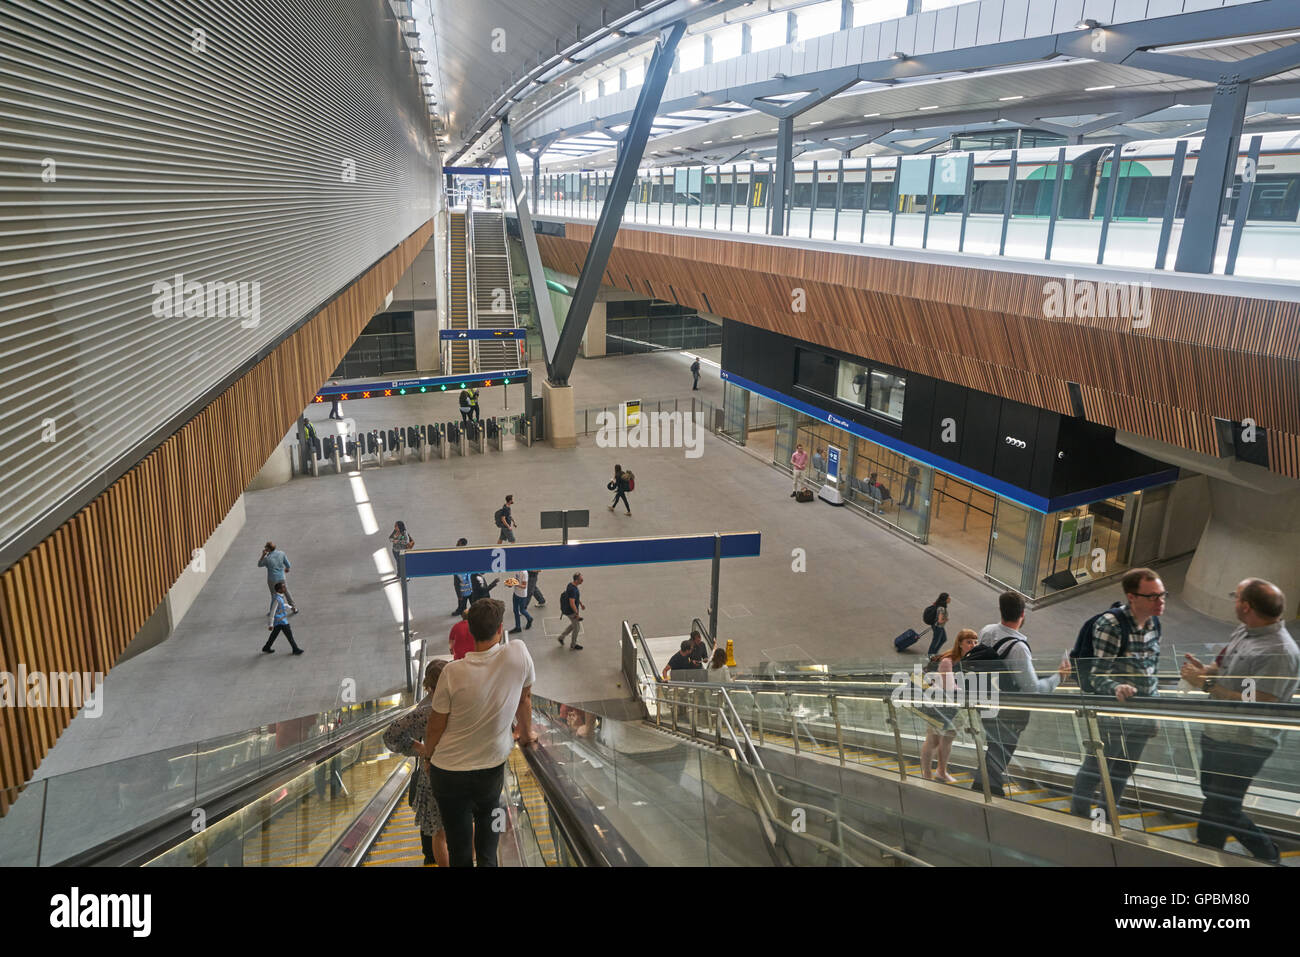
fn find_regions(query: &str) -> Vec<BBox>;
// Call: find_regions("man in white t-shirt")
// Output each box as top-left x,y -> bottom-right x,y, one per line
508,570 -> 533,635
418,597 -> 536,867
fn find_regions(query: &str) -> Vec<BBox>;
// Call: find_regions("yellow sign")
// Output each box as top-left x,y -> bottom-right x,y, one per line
624,400 -> 641,428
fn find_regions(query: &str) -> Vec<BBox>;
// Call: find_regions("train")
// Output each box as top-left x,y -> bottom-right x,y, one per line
547,131 -> 1300,224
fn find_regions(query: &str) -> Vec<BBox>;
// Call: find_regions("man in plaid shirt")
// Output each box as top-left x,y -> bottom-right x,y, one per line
1071,567 -> 1166,819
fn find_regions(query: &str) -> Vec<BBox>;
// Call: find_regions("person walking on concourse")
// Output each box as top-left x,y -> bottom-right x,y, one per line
416,598 -> 536,868
690,356 -> 701,390
1181,578 -> 1299,862
608,464 -> 631,515
263,582 -> 303,655
558,573 -> 585,650
495,495 -> 518,544
258,541 -> 298,615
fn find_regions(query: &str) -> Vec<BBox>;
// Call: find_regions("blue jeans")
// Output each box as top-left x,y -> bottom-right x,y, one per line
430,763 -> 505,867
1070,715 -> 1156,816
512,594 -> 533,631
927,625 -> 948,657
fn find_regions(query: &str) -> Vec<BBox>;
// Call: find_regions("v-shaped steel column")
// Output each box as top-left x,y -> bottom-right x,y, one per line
547,20 -> 686,386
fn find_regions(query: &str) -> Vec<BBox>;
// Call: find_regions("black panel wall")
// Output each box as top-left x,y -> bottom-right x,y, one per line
723,319 -> 1172,500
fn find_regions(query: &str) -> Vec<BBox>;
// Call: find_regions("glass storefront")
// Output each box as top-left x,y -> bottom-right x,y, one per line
724,382 -> 1166,598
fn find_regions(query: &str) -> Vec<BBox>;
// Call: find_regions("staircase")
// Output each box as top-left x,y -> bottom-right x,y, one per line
470,210 -> 523,372
447,211 -> 471,375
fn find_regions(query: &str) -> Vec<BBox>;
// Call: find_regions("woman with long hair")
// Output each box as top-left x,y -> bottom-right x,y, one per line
707,646 -> 732,682
390,520 -> 414,563
926,592 -> 951,656
383,659 -> 448,865
608,463 -> 631,515
920,628 -> 978,783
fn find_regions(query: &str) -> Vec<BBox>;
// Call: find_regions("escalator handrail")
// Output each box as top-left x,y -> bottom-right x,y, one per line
691,617 -> 715,654
630,622 -> 662,683
519,718 -> 647,867
712,675 -> 1300,728
57,701 -> 413,867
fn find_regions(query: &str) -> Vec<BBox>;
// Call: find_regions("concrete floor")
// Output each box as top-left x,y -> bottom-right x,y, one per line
31,345 -> 1227,780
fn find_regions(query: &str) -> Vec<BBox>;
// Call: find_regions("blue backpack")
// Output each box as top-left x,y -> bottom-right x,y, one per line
1070,601 -> 1139,693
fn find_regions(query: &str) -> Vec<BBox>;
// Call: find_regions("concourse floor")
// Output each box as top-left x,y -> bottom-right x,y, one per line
33,347 -> 1227,778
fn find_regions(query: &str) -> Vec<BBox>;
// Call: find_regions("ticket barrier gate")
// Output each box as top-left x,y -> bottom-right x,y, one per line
485,418 -> 501,451
446,421 -> 466,456
429,422 -> 447,459
466,419 -> 485,454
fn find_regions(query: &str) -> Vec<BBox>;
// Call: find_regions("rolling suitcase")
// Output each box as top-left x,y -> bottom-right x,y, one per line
893,627 -> 930,652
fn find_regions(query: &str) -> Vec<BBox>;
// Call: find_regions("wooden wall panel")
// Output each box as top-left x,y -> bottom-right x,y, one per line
0,220 -> 433,814
540,226 -> 1300,477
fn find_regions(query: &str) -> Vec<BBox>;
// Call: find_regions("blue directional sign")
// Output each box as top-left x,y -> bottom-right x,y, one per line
401,532 -> 762,578
825,446 -> 841,484
438,328 -> 525,340
313,369 -> 528,403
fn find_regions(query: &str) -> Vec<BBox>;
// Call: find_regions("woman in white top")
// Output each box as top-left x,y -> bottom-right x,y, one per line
707,647 -> 732,683
920,628 -> 978,783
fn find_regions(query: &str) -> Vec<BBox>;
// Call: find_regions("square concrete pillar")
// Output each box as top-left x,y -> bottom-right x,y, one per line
581,300 -> 607,358
543,380 -> 576,449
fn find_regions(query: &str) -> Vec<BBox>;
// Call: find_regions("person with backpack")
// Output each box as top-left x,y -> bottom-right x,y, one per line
967,591 -> 1070,797
923,593 -> 951,657
495,495 -> 517,544
450,538 -> 472,616
690,356 -> 701,390
920,628 -> 979,783
1069,568 -> 1165,820
608,464 -> 632,515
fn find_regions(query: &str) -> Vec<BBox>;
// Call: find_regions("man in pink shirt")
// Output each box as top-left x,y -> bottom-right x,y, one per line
790,443 -> 809,497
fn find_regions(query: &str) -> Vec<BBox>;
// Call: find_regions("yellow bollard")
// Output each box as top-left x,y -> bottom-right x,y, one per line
725,638 -> 736,668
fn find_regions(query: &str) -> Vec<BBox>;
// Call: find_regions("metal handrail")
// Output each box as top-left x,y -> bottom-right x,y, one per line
692,617 -> 715,654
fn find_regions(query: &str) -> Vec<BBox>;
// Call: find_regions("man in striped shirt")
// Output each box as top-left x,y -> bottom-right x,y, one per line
1070,567 -> 1165,819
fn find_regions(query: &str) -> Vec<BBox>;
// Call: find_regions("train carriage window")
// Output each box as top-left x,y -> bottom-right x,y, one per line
870,181 -> 894,211
842,181 -> 864,207
791,181 -> 813,207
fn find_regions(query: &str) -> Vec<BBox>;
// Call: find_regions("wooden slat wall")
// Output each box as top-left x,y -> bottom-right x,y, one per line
540,225 -> 1300,476
0,221 -> 433,813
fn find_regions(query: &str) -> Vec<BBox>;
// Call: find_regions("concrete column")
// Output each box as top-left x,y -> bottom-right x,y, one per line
248,440 -> 293,490
1182,479 -> 1300,622
542,380 -> 576,449
413,308 -> 439,372
581,300 -> 606,358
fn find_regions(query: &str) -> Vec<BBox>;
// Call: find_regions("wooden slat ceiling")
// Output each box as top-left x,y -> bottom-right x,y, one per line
540,224 -> 1300,476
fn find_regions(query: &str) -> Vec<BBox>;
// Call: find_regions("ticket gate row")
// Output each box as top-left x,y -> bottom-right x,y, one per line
296,415 -> 532,476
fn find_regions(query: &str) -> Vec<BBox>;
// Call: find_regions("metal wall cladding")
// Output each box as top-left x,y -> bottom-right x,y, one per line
0,0 -> 436,566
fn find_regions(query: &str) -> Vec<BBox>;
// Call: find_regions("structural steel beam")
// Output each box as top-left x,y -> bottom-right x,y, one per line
549,21 -> 687,385
501,119 -> 561,379
769,115 -> 794,236
1175,76 -> 1252,274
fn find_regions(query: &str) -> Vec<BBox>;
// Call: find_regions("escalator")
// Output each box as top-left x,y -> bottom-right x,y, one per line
447,211 -> 471,375
629,630 -> 1300,866
470,210 -> 522,372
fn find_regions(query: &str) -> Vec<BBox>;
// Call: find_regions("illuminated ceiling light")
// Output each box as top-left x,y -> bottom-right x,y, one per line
999,95 -> 1023,101
889,51 -> 907,60
863,112 -> 880,118
731,133 -> 743,138
919,105 -> 939,110
1077,18 -> 1101,30
703,139 -> 713,143
1085,84 -> 1115,91
809,119 -> 824,125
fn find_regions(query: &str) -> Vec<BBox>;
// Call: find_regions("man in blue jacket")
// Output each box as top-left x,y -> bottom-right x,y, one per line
258,542 -> 298,615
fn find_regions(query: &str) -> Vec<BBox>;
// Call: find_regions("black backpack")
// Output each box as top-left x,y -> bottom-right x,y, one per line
959,635 -> 1025,691
1070,602 -> 1140,693
494,507 -> 508,528
922,604 -> 938,627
